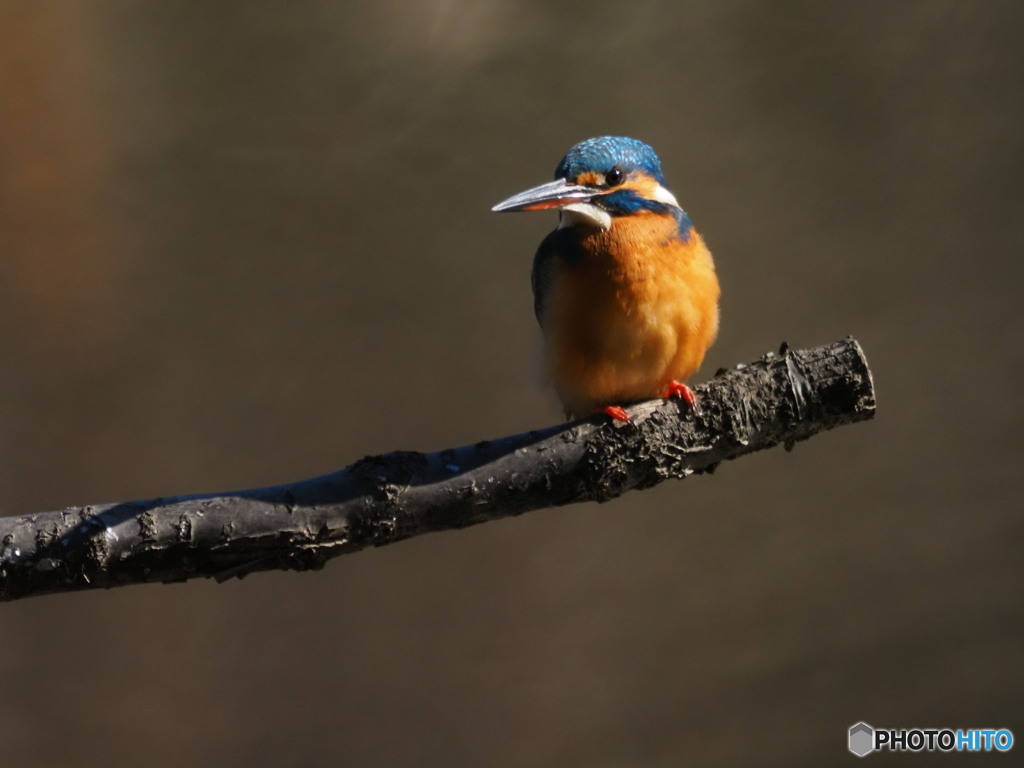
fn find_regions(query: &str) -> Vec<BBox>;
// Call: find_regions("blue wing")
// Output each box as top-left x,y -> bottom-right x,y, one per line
531,228 -> 584,326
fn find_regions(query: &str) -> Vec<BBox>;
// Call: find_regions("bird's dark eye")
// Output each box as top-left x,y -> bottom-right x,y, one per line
605,167 -> 624,187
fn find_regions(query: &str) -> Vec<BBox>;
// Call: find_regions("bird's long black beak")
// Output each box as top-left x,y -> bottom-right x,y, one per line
491,178 -> 599,213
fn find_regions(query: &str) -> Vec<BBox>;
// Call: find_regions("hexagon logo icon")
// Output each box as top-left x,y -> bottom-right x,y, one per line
849,722 -> 874,757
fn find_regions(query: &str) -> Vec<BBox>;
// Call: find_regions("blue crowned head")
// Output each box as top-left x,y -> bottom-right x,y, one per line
555,136 -> 666,185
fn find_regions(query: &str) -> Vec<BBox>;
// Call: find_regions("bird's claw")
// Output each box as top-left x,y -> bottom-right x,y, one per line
663,380 -> 701,415
602,405 -> 631,424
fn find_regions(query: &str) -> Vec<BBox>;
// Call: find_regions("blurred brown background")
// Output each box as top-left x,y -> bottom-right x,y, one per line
1,2 -> 1021,766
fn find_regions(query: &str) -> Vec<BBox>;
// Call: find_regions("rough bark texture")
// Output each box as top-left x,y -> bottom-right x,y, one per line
0,337 -> 875,602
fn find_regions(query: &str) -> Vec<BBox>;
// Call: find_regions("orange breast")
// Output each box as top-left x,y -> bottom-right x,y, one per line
543,213 -> 719,417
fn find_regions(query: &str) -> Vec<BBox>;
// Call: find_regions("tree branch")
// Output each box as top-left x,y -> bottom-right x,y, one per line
0,337 -> 875,602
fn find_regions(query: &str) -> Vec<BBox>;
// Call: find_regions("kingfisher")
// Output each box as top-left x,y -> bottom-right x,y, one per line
492,136 -> 720,423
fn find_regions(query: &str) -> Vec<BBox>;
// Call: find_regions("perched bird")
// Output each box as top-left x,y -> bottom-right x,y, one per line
493,136 -> 720,422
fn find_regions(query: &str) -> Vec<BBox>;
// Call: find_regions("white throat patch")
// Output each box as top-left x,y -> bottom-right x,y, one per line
558,202 -> 612,230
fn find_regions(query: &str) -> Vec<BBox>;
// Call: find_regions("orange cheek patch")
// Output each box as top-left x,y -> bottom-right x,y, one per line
622,175 -> 661,199
575,171 -> 603,186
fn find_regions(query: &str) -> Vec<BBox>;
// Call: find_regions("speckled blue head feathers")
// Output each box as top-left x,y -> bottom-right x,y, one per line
555,137 -> 665,184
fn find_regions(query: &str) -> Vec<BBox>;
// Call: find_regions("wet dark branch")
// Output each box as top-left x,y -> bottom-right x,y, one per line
0,337 -> 875,602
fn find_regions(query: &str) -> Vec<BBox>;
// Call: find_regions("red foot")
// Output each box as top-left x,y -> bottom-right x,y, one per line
663,380 -> 700,414
602,405 -> 630,423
